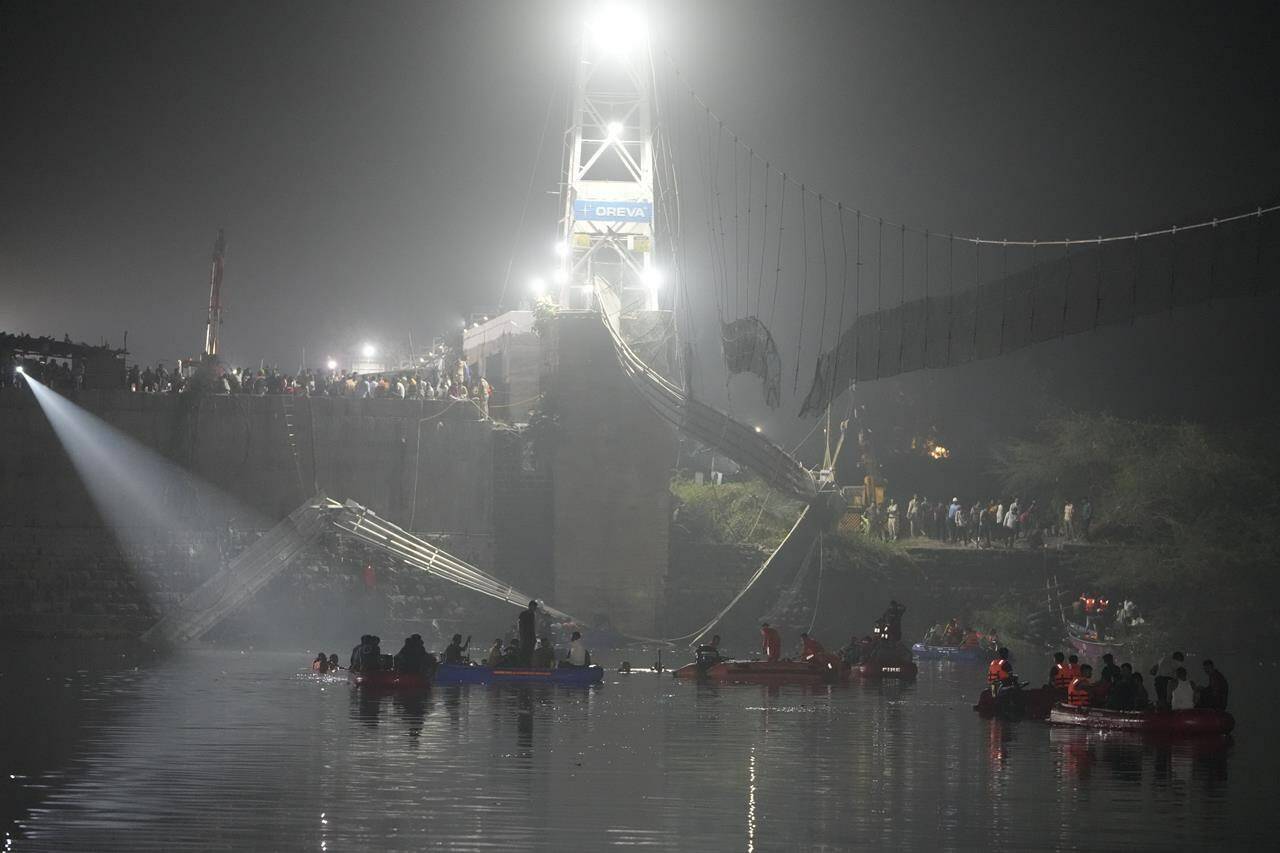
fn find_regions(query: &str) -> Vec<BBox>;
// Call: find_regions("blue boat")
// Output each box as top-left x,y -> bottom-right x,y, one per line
911,642 -> 987,662
434,663 -> 605,686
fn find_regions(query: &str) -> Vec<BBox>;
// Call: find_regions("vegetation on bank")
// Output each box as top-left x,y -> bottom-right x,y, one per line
669,476 -> 801,548
669,475 -> 914,569
995,412 -> 1280,644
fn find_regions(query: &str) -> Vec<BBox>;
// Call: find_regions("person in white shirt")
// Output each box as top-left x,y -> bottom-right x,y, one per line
567,631 -> 589,667
1170,666 -> 1195,710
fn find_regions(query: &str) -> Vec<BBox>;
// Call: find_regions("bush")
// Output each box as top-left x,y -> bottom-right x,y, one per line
670,476 -> 801,548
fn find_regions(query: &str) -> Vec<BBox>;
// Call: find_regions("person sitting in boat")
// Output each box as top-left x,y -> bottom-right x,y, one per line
1048,652 -> 1069,694
532,636 -> 555,669
799,632 -> 830,664
923,623 -> 945,646
1130,672 -> 1150,710
485,638 -> 504,666
327,654 -> 340,672
760,623 -> 782,663
942,618 -> 963,646
565,631 -> 590,667
502,638 -> 522,666
1195,660 -> 1229,710
443,634 -> 471,665
350,635 -> 383,672
695,635 -> 726,667
394,634 -> 430,674
1170,666 -> 1195,710
987,647 -> 1014,695
839,635 -> 863,666
312,652 -> 329,673
1067,663 -> 1094,707
1105,663 -> 1134,710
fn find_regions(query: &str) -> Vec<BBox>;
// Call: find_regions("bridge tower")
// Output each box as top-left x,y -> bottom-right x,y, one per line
557,5 -> 661,313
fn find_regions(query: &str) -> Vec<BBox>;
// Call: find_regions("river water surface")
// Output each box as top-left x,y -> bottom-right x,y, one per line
2,643 -> 1275,851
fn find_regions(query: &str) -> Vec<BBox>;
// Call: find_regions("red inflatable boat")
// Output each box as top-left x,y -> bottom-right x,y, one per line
672,658 -> 849,685
851,643 -> 918,679
347,670 -> 430,689
1048,704 -> 1234,735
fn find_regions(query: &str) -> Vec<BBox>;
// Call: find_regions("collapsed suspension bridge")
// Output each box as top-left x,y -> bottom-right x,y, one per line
147,12 -> 1278,647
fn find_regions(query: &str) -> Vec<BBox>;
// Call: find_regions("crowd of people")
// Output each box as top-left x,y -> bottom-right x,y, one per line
119,353 -> 493,408
986,648 -> 1229,712
863,494 -> 1094,546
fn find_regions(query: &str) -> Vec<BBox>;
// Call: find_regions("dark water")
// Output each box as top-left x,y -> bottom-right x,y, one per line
2,644 -> 1277,852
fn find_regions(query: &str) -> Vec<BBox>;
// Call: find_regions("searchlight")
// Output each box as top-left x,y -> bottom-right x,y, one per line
587,3 -> 647,58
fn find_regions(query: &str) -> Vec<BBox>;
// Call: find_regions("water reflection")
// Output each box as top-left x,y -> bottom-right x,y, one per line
4,646 -> 1276,851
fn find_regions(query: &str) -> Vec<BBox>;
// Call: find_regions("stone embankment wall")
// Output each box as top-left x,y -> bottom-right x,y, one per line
0,388 -> 499,639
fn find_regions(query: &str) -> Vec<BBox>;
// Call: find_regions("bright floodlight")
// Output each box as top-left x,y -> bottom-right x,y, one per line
530,276 -> 547,296
642,266 -> 664,290
587,3 -> 647,57
14,365 -> 23,375
754,425 -> 764,433
361,343 -> 376,358
326,358 -> 337,370
554,240 -> 569,257
606,121 -> 624,140
552,269 -> 569,285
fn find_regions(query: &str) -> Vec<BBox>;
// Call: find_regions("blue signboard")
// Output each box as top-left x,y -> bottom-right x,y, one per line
573,199 -> 653,223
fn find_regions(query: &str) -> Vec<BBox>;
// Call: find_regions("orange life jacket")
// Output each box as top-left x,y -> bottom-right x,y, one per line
761,627 -> 781,657
987,658 -> 1010,685
801,637 -> 825,659
1067,676 -> 1092,707
1051,663 -> 1072,690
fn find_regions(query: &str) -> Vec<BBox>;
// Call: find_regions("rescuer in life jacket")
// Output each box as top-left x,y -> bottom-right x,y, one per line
1067,664 -> 1095,707
1061,654 -> 1082,691
1049,651 -> 1070,695
760,623 -> 782,662
799,632 -> 828,662
987,647 -> 1015,695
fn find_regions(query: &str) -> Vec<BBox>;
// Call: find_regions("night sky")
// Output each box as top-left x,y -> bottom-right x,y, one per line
3,0 -> 1278,419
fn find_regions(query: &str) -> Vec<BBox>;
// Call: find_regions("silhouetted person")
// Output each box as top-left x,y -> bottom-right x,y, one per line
1196,660 -> 1229,710
444,633 -> 470,665
518,601 -> 538,666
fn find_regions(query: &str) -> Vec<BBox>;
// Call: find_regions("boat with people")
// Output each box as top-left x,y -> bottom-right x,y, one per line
434,663 -> 605,686
914,617 -> 995,662
1048,703 -> 1235,735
